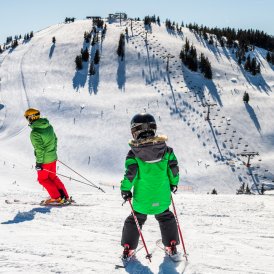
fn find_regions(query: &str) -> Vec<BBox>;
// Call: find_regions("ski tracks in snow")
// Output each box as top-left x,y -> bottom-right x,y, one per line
0,24 -> 64,140
0,190 -> 190,274
2,190 -> 273,273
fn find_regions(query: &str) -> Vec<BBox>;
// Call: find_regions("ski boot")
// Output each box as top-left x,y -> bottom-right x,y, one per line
41,197 -> 64,205
165,240 -> 182,262
165,240 -> 177,256
122,244 -> 135,261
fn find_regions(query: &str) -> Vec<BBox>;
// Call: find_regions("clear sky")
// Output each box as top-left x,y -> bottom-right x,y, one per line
0,0 -> 273,44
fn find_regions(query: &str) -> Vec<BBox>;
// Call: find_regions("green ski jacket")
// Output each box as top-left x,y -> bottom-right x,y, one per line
120,135 -> 179,215
29,118 -> 58,164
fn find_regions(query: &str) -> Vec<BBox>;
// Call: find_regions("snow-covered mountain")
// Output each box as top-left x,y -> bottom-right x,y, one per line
0,18 -> 274,273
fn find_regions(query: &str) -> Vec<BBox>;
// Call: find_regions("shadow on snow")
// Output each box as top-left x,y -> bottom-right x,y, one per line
72,41 -> 90,92
244,103 -> 261,133
1,207 -> 51,224
181,65 -> 223,107
88,64 -> 100,94
49,44 -> 55,59
117,57 -> 126,91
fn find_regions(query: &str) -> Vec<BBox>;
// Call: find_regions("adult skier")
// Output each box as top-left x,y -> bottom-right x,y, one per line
120,113 -> 180,259
24,108 -> 70,204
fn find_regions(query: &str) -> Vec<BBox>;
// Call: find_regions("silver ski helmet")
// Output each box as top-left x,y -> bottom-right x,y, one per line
130,113 -> 157,140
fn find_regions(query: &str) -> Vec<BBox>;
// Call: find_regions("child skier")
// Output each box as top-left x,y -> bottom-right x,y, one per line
120,113 -> 179,259
24,108 -> 70,205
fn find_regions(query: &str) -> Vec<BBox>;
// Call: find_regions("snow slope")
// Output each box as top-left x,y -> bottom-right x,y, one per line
0,18 -> 274,273
1,19 -> 274,192
1,192 -> 274,274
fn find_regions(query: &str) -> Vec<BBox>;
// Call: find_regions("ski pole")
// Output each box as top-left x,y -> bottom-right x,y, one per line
128,199 -> 152,262
43,168 -> 104,191
171,195 -> 188,261
57,160 -> 105,193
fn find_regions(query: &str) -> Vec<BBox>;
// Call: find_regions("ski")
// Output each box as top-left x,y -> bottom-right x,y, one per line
4,199 -> 91,207
115,254 -> 136,269
156,239 -> 184,262
115,245 -> 144,269
40,200 -> 71,206
115,240 -> 159,269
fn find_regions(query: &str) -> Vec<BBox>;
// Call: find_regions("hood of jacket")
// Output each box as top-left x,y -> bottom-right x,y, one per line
30,118 -> 50,129
129,135 -> 168,162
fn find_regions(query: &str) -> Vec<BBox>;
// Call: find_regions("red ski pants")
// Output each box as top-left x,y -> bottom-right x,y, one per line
37,161 -> 69,199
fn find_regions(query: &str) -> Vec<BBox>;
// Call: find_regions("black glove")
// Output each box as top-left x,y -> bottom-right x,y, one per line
170,185 -> 178,194
35,163 -> 43,171
121,190 -> 132,201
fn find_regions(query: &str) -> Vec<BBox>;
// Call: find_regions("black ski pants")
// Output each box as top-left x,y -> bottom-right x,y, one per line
121,209 -> 179,249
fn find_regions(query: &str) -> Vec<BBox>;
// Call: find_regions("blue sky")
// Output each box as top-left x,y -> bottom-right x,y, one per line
0,0 -> 273,44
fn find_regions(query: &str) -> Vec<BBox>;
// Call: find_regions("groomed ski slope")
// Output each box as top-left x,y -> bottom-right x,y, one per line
1,19 -> 274,192
1,190 -> 274,273
0,19 -> 274,273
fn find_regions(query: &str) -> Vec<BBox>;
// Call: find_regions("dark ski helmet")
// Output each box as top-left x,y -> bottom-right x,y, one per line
24,108 -> 40,124
130,113 -> 157,140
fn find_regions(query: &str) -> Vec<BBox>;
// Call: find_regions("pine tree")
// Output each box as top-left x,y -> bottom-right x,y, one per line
208,36 -> 214,45
203,31 -> 208,40
266,51 -> 274,65
227,37 -> 234,48
243,91 -> 249,103
200,54 -> 212,79
84,31 -> 91,43
211,188 -> 218,195
144,16 -> 152,27
179,49 -> 185,62
219,38 -> 225,47
117,33 -> 125,60
188,45 -> 198,71
199,53 -> 206,73
251,57 -> 257,75
11,39 -> 18,49
156,16 -> 160,25
81,47 -> 89,62
204,57 -> 212,79
165,19 -> 171,29
75,55 -> 83,70
185,38 -> 190,52
266,51 -> 271,62
6,36 -> 12,44
94,49 -> 100,64
244,55 -> 251,71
